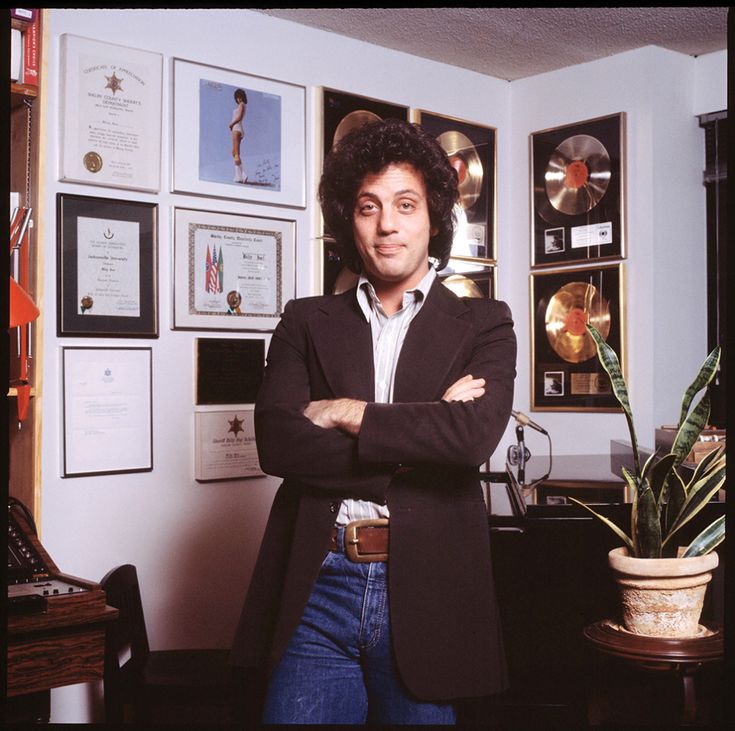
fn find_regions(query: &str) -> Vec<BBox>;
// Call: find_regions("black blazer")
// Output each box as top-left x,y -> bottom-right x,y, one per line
230,279 -> 517,701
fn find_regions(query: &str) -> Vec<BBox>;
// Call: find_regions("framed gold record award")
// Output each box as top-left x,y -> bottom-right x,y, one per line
320,88 -> 409,295
413,110 -> 496,268
530,263 -> 625,412
530,113 -> 626,268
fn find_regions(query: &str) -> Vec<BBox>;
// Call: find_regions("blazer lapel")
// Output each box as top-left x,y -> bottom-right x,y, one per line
307,290 -> 375,402
394,281 -> 472,402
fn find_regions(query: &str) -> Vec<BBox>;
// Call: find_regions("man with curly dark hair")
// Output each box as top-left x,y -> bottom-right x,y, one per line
231,117 -> 517,725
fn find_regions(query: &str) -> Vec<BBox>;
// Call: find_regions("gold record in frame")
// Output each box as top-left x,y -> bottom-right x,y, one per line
413,110 -> 497,266
531,263 -> 624,412
530,113 -> 625,268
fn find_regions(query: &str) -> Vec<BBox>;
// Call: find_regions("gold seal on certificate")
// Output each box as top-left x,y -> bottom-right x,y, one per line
227,290 -> 242,312
80,295 -> 94,313
83,151 -> 103,173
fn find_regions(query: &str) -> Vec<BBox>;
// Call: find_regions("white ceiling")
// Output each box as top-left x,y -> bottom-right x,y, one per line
254,7 -> 728,81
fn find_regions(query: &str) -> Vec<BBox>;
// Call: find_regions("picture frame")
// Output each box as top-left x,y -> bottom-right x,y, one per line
61,346 -> 153,477
194,405 -> 264,482
173,207 -> 295,332
413,110 -> 497,265
195,337 -> 265,405
57,193 -> 158,337
530,263 -> 625,412
58,34 -> 163,192
320,87 -> 409,295
530,113 -> 626,268
172,58 -> 306,208
439,261 -> 496,300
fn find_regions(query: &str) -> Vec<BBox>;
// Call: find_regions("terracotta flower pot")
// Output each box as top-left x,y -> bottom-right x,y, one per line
608,547 -> 719,638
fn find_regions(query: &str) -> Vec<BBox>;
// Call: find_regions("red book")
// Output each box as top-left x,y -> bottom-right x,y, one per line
22,12 -> 39,87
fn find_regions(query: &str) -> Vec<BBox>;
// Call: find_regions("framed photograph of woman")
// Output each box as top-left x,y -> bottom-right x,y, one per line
172,59 -> 306,208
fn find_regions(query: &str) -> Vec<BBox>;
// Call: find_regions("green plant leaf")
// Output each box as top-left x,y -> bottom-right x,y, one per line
663,465 -> 726,548
678,347 -> 720,428
586,325 -> 639,474
671,391 -> 711,465
688,444 -> 726,488
568,497 -> 634,552
648,453 -> 677,505
682,515 -> 725,557
622,467 -> 640,554
635,486 -> 662,558
640,449 -> 660,482
663,468 -> 687,534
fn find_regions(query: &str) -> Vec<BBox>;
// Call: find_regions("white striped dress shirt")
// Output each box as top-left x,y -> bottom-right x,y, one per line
335,265 -> 437,526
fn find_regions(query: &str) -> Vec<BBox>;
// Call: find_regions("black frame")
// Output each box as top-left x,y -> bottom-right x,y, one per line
57,193 -> 158,337
531,113 -> 625,268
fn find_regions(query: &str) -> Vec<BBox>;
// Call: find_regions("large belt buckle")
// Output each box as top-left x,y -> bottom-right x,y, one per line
344,518 -> 389,563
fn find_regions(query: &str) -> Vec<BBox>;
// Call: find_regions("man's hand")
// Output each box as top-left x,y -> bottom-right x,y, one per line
441,374 -> 486,402
304,398 -> 367,436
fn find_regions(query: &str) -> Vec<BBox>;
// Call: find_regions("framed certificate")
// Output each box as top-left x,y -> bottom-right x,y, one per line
530,263 -> 625,412
196,337 -> 265,405
57,194 -> 158,337
59,34 -> 163,192
62,347 -> 153,477
413,110 -> 497,265
173,207 -> 295,332
194,406 -> 264,481
530,113 -> 626,268
172,58 -> 306,208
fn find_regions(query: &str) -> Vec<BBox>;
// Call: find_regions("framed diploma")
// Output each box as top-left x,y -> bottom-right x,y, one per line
530,263 -> 625,412
172,58 -> 306,208
57,194 -> 158,337
173,207 -> 296,332
61,347 -> 153,477
413,110 -> 497,265
59,34 -> 163,192
194,406 -> 264,481
530,113 -> 626,268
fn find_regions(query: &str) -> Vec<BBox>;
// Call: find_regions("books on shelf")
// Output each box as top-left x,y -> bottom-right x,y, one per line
10,9 -> 39,87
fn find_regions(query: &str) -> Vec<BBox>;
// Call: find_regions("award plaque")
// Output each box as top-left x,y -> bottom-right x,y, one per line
196,338 -> 265,405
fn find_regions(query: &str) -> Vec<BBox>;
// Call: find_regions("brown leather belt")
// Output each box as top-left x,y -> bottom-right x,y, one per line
330,518 -> 389,563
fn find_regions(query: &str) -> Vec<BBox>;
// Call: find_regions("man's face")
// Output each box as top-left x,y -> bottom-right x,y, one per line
352,162 -> 434,294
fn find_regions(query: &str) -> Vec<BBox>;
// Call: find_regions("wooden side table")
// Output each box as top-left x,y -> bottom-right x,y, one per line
583,619 -> 723,726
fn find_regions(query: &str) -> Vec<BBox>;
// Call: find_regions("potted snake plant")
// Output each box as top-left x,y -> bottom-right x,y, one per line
569,325 -> 725,637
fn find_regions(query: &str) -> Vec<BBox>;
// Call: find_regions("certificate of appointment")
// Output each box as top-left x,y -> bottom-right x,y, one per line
59,34 -> 163,192
62,348 -> 152,476
195,408 -> 263,481
77,216 -> 141,317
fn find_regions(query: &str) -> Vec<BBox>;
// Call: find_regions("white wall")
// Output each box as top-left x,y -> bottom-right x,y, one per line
36,10 -> 725,723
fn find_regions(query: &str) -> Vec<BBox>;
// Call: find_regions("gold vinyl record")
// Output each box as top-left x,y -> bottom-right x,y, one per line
441,274 -> 484,299
545,281 -> 611,363
437,131 -> 483,210
545,134 -> 611,216
332,110 -> 382,148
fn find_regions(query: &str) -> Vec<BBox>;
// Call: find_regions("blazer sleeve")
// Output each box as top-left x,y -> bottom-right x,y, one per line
254,299 -> 392,500
358,299 -> 517,467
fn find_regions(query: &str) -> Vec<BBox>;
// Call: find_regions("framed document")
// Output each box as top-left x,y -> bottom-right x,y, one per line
196,338 -> 265,405
530,113 -> 626,268
173,207 -> 295,332
59,34 -> 163,192
194,406 -> 264,481
57,194 -> 158,337
530,263 -> 625,412
62,347 -> 153,477
320,87 -> 409,295
413,110 -> 497,265
172,58 -> 306,208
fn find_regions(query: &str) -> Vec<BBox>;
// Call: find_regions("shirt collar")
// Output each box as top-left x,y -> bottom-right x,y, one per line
356,265 -> 437,322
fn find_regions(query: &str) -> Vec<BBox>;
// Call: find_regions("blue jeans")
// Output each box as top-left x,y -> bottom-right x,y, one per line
261,527 -> 456,725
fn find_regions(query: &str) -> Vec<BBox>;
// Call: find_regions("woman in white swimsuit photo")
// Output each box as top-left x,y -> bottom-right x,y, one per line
229,88 -> 248,183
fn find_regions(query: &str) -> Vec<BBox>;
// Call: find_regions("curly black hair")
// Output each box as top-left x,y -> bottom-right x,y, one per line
319,118 -> 459,273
